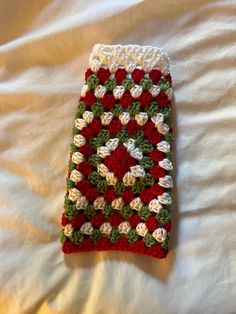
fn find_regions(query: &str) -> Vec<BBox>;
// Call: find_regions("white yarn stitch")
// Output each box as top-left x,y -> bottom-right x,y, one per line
152,228 -> 167,243
64,224 -> 73,237
130,197 -> 143,211
135,112 -> 148,126
101,112 -> 114,125
129,147 -> 143,160
148,199 -> 162,213
94,85 -> 106,98
81,84 -> 89,97
159,175 -> 173,188
149,85 -> 160,97
76,196 -> 88,209
130,165 -> 145,177
124,138 -> 136,151
136,223 -> 148,237
151,113 -> 164,125
73,134 -> 86,147
100,222 -> 112,235
68,188 -> 81,202
75,118 -> 87,130
111,197 -> 124,210
89,44 -> 170,74
94,196 -> 106,209
118,221 -> 131,234
156,123 -> 169,135
97,163 -> 109,177
158,192 -> 172,205
119,112 -> 130,125
130,84 -> 143,98
97,146 -> 111,158
71,152 -> 84,164
166,88 -> 173,100
123,172 -> 136,186
90,59 -> 102,72
70,169 -> 83,183
113,85 -> 125,99
106,172 -> 117,185
105,138 -> 119,150
82,111 -> 94,124
157,141 -> 170,153
80,222 -> 93,235
159,158 -> 173,171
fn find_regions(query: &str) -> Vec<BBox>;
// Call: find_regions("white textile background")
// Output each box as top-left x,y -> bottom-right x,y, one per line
0,1 -> 236,313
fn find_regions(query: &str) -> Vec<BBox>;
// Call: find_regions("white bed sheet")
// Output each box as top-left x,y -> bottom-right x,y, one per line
1,0 -> 236,313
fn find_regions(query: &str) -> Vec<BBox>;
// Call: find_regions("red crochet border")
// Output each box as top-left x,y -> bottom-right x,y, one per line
62,236 -> 168,259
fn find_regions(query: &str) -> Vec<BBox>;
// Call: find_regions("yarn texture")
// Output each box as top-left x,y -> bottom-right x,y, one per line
60,43 -> 174,259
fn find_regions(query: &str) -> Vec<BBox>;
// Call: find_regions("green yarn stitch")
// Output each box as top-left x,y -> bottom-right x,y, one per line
88,154 -> 102,166
90,229 -> 102,242
137,140 -> 153,153
87,74 -> 99,90
114,180 -> 126,194
60,230 -> 67,244
140,173 -> 155,187
161,236 -> 169,250
139,157 -> 154,169
64,195 -> 74,205
71,230 -> 84,244
76,101 -> 86,116
132,180 -> 145,194
72,127 -> 80,136
156,208 -> 171,224
165,151 -> 173,160
102,204 -> 115,219
126,229 -> 139,243
164,133 -> 174,144
128,102 -> 141,117
109,227 -> 120,242
120,205 -> 133,219
122,78 -> 134,91
138,205 -> 151,220
133,130 -> 144,142
144,234 -> 157,247
70,143 -> 78,154
88,171 -> 102,185
68,160 -> 76,172
97,179 -> 108,193
84,204 -> 96,219
118,128 -> 129,143
145,102 -> 159,116
140,77 -> 152,91
104,79 -> 117,91
158,78 -> 170,92
64,208 -> 79,219
112,104 -> 123,117
91,102 -> 103,117
98,129 -> 110,143
89,136 -> 104,149
66,178 -> 75,189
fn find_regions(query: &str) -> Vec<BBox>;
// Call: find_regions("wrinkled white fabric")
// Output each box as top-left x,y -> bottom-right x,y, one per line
0,1 -> 236,314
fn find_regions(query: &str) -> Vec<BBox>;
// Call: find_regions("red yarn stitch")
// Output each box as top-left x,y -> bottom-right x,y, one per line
149,69 -> 162,84
115,68 -> 127,84
102,93 -> 116,110
120,92 -> 133,108
84,91 -> 96,107
97,68 -> 111,84
131,69 -> 145,84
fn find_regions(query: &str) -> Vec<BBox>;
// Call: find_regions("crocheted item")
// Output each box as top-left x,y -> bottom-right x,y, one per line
60,43 -> 174,259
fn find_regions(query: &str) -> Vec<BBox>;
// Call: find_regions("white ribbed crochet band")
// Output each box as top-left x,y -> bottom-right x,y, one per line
89,43 -> 170,75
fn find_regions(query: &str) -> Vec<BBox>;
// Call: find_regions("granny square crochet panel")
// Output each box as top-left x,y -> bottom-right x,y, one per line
60,43 -> 174,259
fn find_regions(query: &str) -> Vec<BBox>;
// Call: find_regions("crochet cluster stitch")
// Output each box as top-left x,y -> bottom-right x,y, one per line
60,44 -> 174,259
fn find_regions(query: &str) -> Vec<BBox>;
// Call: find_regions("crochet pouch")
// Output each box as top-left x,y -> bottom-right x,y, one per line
60,43 -> 174,259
